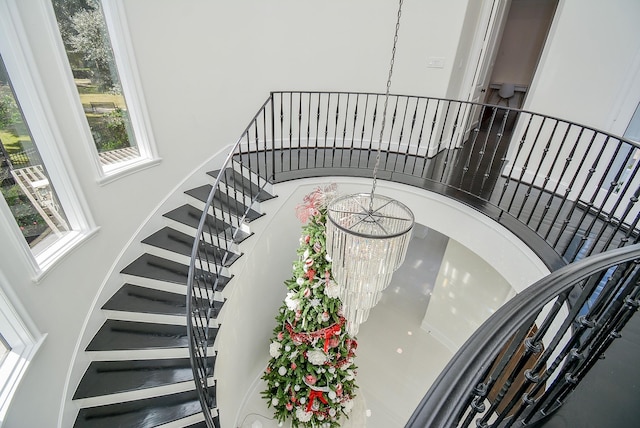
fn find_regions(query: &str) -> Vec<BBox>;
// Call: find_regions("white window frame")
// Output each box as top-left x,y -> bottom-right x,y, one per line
46,0 -> 161,184
0,271 -> 45,425
0,0 -> 98,279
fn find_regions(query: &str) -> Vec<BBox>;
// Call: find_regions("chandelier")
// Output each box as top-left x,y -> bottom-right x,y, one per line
326,0 -> 414,336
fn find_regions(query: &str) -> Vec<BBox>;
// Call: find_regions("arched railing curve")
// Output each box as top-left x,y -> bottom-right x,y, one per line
187,91 -> 640,426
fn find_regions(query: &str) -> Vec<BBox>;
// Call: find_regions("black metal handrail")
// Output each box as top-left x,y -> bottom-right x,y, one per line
406,243 -> 640,427
186,97 -> 273,427
187,91 -> 640,426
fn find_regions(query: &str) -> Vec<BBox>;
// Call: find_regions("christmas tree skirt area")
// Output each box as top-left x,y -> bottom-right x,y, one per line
239,379 -> 368,427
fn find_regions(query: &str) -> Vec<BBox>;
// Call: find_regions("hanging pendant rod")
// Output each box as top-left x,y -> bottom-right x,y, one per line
370,0 -> 404,212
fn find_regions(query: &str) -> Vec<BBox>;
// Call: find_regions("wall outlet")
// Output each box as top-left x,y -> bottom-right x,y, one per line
427,57 -> 445,69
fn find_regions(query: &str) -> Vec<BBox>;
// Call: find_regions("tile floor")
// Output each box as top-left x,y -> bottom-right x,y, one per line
237,224 -> 515,427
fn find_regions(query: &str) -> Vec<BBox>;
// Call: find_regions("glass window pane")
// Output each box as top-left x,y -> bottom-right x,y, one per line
51,0 -> 139,166
0,55 -> 70,248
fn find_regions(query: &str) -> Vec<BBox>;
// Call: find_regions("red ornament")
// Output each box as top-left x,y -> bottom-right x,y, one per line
328,337 -> 340,348
306,269 -> 316,280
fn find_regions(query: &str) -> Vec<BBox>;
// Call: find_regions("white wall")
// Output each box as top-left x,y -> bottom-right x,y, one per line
490,0 -> 557,87
525,0 -> 640,129
2,0 -> 640,426
421,239 -> 516,352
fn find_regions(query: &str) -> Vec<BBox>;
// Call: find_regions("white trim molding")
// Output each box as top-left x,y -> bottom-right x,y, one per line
0,271 -> 45,426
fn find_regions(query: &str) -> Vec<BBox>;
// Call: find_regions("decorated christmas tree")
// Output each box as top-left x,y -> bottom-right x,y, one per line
262,184 -> 358,427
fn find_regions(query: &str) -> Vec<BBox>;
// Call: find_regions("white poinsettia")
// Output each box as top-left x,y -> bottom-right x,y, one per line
307,349 -> 328,365
285,292 -> 300,311
324,280 -> 340,298
295,408 -> 313,422
269,341 -> 282,358
345,369 -> 355,381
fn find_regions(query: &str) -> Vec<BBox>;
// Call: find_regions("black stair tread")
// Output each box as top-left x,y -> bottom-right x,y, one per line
102,284 -> 225,317
121,253 -> 231,292
142,227 -> 241,267
73,357 -> 214,399
185,185 -> 263,222
73,389 -> 206,428
86,320 -> 217,351
208,168 -> 276,202
185,416 -> 220,428
163,204 -> 252,243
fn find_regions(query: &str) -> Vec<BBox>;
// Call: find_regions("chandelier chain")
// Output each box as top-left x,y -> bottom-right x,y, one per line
370,0 -> 403,212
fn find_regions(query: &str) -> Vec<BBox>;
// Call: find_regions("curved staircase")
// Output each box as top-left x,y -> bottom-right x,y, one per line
71,165 -> 275,428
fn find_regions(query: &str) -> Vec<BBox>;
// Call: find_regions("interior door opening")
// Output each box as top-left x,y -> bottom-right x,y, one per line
485,0 -> 559,109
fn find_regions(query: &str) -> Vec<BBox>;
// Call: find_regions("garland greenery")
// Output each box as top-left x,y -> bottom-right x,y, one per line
262,185 -> 358,427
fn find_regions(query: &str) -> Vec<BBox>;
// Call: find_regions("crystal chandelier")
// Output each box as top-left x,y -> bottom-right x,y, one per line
326,0 -> 414,336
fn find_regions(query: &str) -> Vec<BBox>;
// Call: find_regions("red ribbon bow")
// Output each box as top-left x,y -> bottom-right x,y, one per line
324,323 -> 341,352
306,390 -> 329,412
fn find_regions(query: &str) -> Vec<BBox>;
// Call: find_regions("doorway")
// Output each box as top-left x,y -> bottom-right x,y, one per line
484,0 -> 559,109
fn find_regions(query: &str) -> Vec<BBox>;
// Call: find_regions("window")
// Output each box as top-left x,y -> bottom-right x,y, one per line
51,0 -> 158,180
0,55 -> 71,249
0,0 -> 96,275
0,273 -> 45,425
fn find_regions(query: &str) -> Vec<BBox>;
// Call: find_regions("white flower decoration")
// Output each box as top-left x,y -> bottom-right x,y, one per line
285,292 -> 300,311
345,369 -> 355,381
269,341 -> 282,358
342,399 -> 354,413
272,397 -> 279,406
324,280 -> 340,299
278,366 -> 287,376
310,298 -> 321,307
296,277 -> 305,286
295,408 -> 313,422
325,253 -> 332,262
307,349 -> 328,365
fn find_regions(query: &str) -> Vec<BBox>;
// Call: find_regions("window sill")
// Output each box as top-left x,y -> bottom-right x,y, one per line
97,156 -> 162,186
32,227 -> 100,283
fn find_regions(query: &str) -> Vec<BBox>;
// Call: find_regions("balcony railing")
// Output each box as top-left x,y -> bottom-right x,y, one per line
406,243 -> 640,427
187,91 -> 640,426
